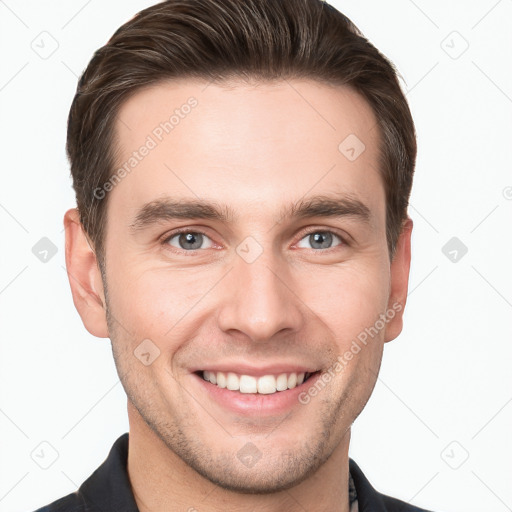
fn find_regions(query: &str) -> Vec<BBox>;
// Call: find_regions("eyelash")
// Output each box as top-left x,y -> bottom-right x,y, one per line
160,227 -> 349,254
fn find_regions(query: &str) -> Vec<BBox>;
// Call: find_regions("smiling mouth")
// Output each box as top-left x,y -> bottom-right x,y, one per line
195,370 -> 319,395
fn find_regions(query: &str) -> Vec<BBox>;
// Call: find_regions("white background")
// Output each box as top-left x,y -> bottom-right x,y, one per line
0,1 -> 511,511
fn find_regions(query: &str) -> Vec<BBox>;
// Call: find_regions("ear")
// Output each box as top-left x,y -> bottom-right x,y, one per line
63,208 -> 109,338
384,217 -> 413,343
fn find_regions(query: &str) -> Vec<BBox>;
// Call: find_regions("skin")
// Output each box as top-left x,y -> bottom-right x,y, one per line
64,78 -> 413,512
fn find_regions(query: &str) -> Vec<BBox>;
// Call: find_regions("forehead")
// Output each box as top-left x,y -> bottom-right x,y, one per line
109,78 -> 383,224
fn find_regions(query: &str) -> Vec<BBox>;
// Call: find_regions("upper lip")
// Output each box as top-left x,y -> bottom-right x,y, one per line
191,362 -> 319,377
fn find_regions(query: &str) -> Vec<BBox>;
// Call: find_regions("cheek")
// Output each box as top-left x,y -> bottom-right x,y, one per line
302,260 -> 390,336
108,262 -> 211,340
107,249 -> 390,351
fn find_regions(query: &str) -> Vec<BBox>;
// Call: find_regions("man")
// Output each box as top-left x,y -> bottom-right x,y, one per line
35,0 -> 434,510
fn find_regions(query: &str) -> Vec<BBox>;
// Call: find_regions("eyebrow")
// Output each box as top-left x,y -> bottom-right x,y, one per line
129,193 -> 371,233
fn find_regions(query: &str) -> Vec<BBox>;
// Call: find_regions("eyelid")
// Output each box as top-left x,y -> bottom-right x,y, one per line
159,225 -> 350,253
294,226 -> 350,248
160,227 -> 218,251
297,225 -> 352,245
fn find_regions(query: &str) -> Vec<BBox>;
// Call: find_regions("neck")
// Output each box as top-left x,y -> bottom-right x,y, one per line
127,402 -> 351,512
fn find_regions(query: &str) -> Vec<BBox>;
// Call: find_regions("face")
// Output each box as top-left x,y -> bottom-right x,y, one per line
66,78 -> 412,493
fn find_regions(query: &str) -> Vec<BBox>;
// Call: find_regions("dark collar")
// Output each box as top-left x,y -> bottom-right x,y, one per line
39,433 -> 430,512
349,457 -> 390,511
349,458 -> 433,512
77,432 -> 138,512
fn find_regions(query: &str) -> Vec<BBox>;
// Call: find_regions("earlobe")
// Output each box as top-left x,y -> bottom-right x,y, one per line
63,208 -> 109,338
384,217 -> 413,343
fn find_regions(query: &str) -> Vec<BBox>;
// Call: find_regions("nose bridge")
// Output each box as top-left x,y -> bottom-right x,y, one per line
217,240 -> 304,341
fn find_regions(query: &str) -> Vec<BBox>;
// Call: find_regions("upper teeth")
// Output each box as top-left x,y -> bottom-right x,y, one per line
203,371 -> 308,394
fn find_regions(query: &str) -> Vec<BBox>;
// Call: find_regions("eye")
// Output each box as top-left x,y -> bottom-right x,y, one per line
164,231 -> 214,251
296,230 -> 345,250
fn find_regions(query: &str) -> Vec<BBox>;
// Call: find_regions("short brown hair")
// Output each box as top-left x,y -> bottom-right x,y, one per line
67,0 -> 416,267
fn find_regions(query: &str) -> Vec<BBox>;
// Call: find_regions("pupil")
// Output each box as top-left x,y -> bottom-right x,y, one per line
179,232 -> 203,250
311,232 -> 332,249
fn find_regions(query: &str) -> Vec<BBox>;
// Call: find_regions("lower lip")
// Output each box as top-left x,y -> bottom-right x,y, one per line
192,372 -> 321,416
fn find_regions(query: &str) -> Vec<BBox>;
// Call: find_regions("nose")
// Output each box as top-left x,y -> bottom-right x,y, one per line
216,246 -> 305,343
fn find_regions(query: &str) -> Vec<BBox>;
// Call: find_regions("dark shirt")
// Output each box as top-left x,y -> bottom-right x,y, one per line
33,433 -> 433,512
